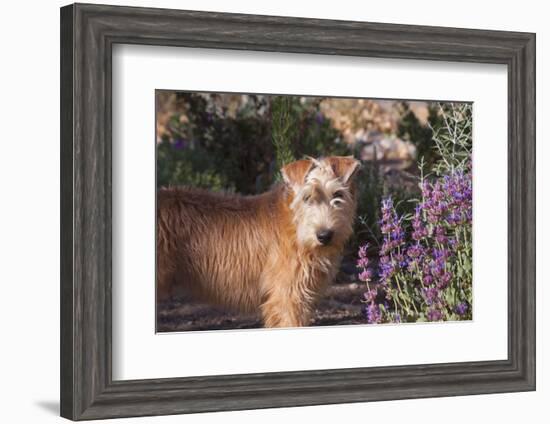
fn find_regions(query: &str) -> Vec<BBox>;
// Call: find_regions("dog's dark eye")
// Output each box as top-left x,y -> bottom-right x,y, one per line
332,191 -> 344,199
303,194 -> 311,203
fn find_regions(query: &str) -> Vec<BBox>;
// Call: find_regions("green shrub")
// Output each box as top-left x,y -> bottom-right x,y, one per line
157,93 -> 349,193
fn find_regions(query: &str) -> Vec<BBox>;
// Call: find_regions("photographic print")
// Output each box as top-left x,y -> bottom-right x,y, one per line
60,6 -> 536,418
156,91 -> 473,332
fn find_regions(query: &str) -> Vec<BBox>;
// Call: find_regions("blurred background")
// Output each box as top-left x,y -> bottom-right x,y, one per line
155,91 -> 459,331
156,92 -> 439,191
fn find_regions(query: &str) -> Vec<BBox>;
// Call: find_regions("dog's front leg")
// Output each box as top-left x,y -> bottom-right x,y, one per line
260,289 -> 312,328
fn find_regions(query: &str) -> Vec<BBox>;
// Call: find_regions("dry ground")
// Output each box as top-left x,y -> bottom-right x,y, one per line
157,279 -> 365,332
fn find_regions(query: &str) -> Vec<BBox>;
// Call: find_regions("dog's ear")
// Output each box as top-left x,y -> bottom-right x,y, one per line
327,156 -> 361,184
281,159 -> 314,189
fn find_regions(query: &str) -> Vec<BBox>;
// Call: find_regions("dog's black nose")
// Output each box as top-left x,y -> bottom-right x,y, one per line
317,229 -> 334,245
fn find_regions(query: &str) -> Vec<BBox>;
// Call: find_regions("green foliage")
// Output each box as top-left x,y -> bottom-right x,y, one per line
429,103 -> 472,176
397,102 -> 443,169
157,93 -> 273,194
271,96 -> 298,176
293,102 -> 348,158
158,93 -> 350,194
398,101 -> 472,177
157,139 -> 233,192
354,151 -> 383,248
356,103 -> 472,253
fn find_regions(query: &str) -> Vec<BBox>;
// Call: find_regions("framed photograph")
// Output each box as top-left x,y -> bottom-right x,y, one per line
60,3 -> 536,420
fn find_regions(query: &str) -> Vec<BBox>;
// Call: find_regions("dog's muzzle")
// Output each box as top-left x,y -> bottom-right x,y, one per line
316,229 -> 334,245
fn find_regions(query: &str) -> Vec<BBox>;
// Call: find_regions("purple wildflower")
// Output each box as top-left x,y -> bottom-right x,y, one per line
172,138 -> 187,149
381,197 -> 394,218
437,272 -> 452,289
435,226 -> 447,244
357,243 -> 373,282
394,252 -> 407,269
443,169 -> 473,227
379,260 -> 395,284
379,197 -> 405,258
412,205 -> 428,240
407,242 -> 425,260
427,308 -> 443,322
358,163 -> 472,326
422,274 -> 433,286
422,287 -> 440,305
364,302 -> 382,324
364,288 -> 378,303
455,302 -> 469,316
315,111 -> 325,125
358,268 -> 373,282
433,247 -> 451,261
430,259 -> 445,279
357,244 -> 370,268
447,210 -> 462,225
448,237 -> 458,249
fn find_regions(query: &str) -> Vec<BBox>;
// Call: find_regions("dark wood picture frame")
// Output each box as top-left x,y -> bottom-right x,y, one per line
60,3 -> 536,420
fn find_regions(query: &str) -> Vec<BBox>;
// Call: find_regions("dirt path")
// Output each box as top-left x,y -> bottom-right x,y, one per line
157,282 -> 365,332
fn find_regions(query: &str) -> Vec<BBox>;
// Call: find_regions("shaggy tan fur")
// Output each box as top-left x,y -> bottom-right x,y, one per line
157,156 -> 360,328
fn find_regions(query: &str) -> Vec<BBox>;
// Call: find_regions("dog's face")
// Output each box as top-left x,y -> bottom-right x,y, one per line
282,156 -> 360,251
